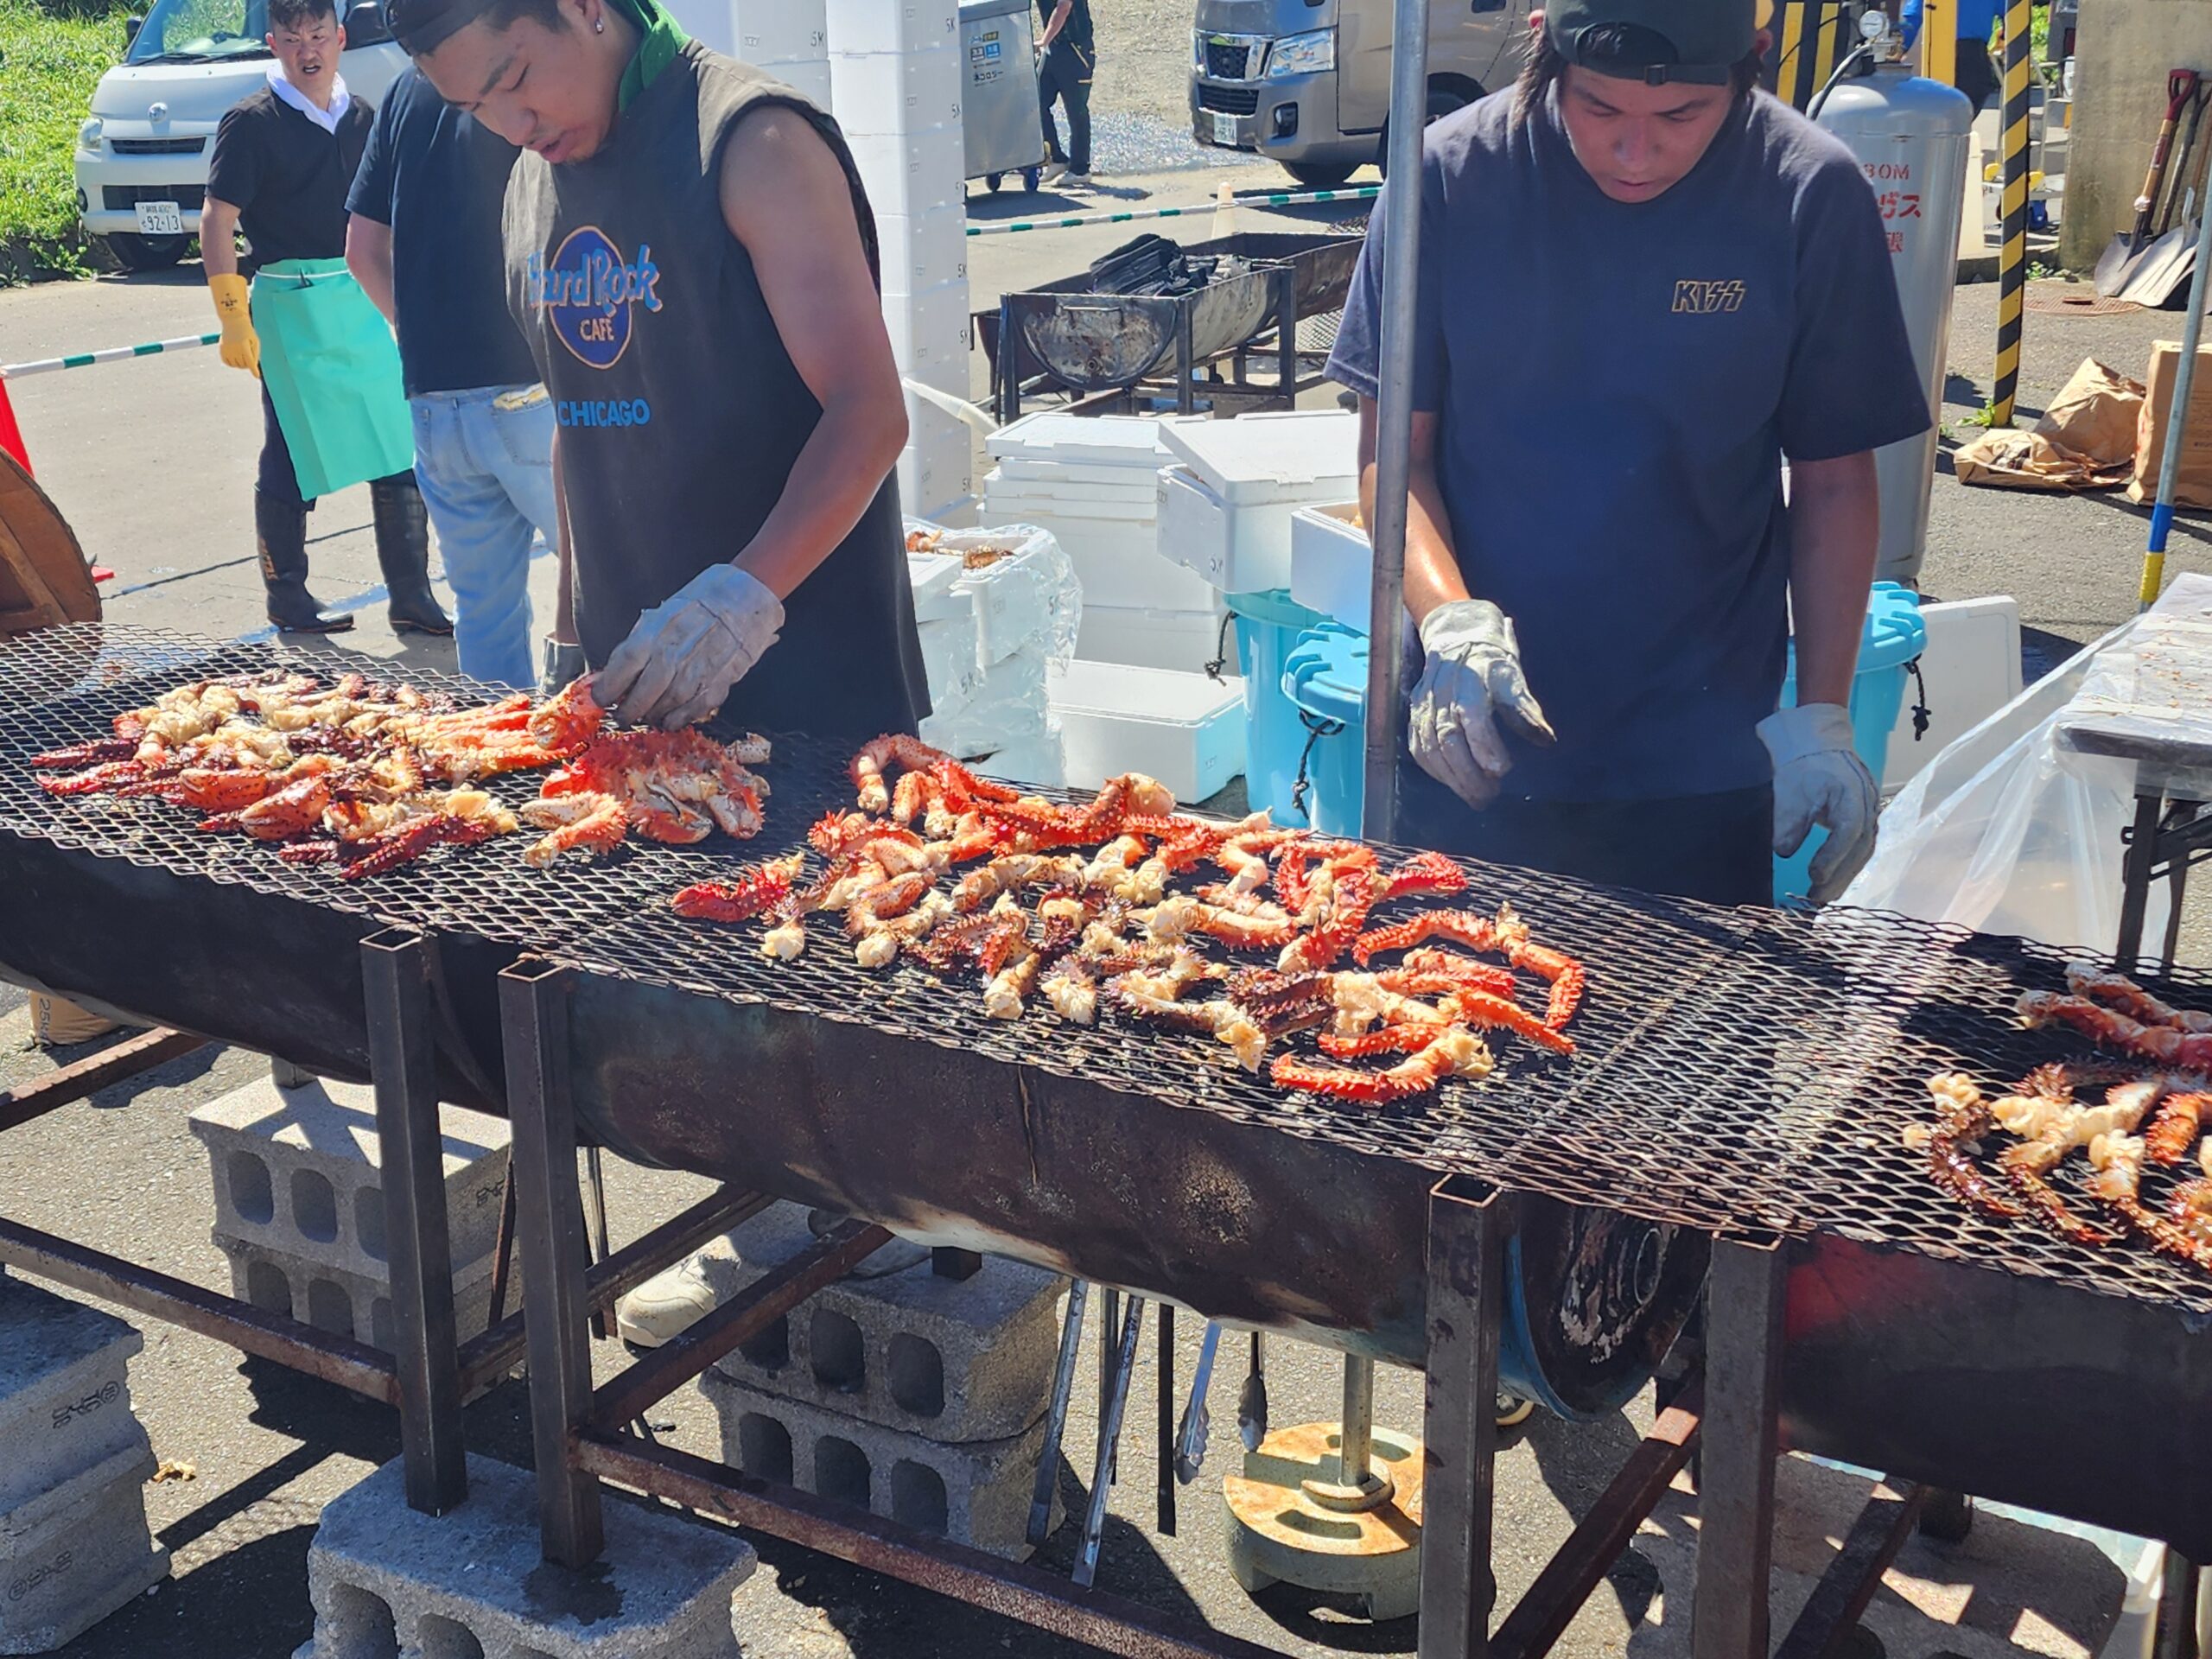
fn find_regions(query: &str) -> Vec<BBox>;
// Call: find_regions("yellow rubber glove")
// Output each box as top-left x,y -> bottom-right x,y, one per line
208,273 -> 260,378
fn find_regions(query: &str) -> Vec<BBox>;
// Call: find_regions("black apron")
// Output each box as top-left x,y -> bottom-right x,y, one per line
505,44 -> 929,742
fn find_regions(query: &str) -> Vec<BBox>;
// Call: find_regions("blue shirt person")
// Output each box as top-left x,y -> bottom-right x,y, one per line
347,65 -> 558,688
1326,0 -> 1929,906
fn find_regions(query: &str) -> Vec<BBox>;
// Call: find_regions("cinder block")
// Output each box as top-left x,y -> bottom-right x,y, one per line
0,1277 -> 146,1517
700,1366 -> 1058,1560
696,1204 -> 1065,1443
0,1440 -> 168,1654
297,1453 -> 751,1659
188,1076 -> 510,1281
213,1232 -> 512,1355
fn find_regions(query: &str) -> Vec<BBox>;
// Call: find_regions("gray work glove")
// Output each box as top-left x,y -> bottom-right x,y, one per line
1407,599 -> 1556,809
539,639 -> 587,699
596,564 -> 785,730
1759,703 -> 1878,905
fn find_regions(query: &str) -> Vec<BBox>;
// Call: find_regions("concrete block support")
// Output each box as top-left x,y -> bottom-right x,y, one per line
699,1366 -> 1058,1559
696,1204 -> 1065,1443
213,1232 -> 507,1354
0,1278 -> 148,1516
296,1454 -> 753,1659
0,1441 -> 168,1655
188,1076 -> 510,1281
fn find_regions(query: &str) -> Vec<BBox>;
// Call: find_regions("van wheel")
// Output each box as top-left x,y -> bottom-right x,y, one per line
105,232 -> 191,272
1283,161 -> 1357,190
1376,79 -> 1481,177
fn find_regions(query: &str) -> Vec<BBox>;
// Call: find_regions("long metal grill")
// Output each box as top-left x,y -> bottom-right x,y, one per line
5,626 -> 2212,1313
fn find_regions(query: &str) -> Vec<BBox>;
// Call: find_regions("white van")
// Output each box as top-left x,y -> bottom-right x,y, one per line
72,0 -> 406,271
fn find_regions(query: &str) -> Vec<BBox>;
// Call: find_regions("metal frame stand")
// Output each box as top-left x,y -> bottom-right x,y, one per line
0,930 -> 739,1521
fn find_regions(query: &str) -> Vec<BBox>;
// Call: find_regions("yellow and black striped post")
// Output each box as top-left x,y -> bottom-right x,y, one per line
1991,0 -> 2033,424
1776,0 -> 1851,110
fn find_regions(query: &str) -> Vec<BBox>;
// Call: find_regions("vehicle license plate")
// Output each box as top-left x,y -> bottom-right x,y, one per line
135,200 -> 184,236
1211,113 -> 1240,147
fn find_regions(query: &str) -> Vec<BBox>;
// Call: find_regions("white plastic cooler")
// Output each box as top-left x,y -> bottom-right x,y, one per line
1154,410 -> 1359,594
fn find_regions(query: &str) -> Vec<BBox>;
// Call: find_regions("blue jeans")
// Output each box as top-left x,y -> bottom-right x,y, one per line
410,385 -> 557,689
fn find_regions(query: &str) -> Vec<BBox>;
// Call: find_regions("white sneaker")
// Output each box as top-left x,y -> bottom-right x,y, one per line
614,1252 -> 721,1349
1064,171 -> 1096,191
1039,162 -> 1070,185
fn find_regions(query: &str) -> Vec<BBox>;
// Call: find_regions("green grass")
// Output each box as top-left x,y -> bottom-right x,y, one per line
0,0 -> 132,284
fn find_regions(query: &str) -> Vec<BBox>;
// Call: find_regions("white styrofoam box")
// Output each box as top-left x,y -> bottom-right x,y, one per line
1156,408 -> 1358,506
899,444 -> 975,523
884,274 -> 972,382
687,0 -> 825,62
830,48 -> 963,137
994,455 -> 1173,490
825,0 -> 957,54
1051,660 -> 1245,802
984,472 -> 1156,512
877,205 -> 969,298
1076,601 -> 1229,674
1881,595 -> 2023,791
986,411 -> 1201,470
845,122 -> 963,220
948,527 -> 1074,663
906,546 -> 969,621
918,609 -> 986,708
1156,463 -> 1297,593
1290,500 -> 1369,629
905,380 -> 977,460
766,56 -> 836,108
1054,527 -> 1218,614
920,652 -> 1054,758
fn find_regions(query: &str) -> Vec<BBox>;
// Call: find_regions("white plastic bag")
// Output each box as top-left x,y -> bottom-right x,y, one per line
1843,574 -> 2212,955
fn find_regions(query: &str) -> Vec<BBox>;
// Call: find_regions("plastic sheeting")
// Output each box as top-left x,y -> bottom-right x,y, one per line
1841,574 -> 2212,956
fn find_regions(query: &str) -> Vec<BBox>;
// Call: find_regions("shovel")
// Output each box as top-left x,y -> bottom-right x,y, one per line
2097,70 -> 2201,298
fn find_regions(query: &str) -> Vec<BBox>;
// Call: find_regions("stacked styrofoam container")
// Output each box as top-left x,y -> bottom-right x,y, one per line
1290,500 -> 1371,631
907,520 -> 1081,785
981,413 -> 1230,674
830,0 -> 973,520
705,0 -> 832,108
1155,410 -> 1361,595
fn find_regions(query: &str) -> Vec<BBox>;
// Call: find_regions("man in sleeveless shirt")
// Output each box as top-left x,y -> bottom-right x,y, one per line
387,0 -> 929,741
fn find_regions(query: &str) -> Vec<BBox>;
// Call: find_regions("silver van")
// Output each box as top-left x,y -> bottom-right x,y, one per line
1191,0 -> 1530,188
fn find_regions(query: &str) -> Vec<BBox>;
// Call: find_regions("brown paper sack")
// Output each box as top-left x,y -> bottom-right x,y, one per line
1955,357 -> 2143,492
2132,340 -> 2212,505
29,994 -> 122,1046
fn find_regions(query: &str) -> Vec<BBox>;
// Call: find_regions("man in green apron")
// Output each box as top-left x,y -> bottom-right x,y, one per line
201,0 -> 451,639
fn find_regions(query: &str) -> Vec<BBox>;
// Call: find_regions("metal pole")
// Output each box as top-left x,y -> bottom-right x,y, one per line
1418,1177 -> 1507,1659
2139,203 -> 2212,610
1338,1355 -> 1376,1489
360,931 -> 467,1516
1691,1234 -> 1789,1659
499,961 -> 606,1567
1358,0 -> 1433,845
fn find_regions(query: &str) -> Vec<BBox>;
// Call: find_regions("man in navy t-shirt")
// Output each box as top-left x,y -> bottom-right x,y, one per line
346,64 -> 556,689
1328,0 -> 1929,906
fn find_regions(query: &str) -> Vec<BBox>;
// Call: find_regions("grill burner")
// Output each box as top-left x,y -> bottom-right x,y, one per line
5,626 -> 2212,1318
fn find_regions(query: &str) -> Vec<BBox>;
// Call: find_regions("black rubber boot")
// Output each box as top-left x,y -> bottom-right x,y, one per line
370,474 -> 453,637
257,489 -> 354,634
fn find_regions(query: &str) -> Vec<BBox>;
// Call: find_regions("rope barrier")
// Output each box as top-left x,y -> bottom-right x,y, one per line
2,331 -> 221,381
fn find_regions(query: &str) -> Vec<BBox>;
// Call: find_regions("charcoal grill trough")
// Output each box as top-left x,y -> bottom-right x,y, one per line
3,626 -> 2212,1654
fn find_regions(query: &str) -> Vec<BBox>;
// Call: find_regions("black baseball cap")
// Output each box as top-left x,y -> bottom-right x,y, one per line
1544,0 -> 1758,86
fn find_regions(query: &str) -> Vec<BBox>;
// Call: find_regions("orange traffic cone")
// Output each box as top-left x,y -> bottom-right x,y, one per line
0,376 -> 28,474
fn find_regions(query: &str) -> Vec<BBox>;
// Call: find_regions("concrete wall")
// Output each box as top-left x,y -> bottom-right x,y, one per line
2058,0 -> 2212,270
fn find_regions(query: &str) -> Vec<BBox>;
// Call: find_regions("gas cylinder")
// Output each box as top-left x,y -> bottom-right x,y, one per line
1819,63 -> 1974,586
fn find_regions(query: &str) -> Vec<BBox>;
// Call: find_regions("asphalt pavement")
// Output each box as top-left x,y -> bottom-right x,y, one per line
0,175 -> 2190,1657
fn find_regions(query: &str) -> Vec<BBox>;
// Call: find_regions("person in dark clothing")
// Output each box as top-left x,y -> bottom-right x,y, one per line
1037,0 -> 1096,188
387,0 -> 927,739
202,0 -> 450,638
347,65 -> 555,688
1328,0 -> 1929,908
1903,0 -> 2001,112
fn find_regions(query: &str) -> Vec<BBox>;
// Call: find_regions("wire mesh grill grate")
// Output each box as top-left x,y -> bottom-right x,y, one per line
4,625 -> 2212,1313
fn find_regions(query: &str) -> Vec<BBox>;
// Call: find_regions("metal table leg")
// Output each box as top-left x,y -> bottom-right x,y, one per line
361,931 -> 466,1516
500,961 -> 606,1567
2117,787 -> 2164,975
1420,1175 -> 1510,1659
1692,1232 -> 1789,1659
